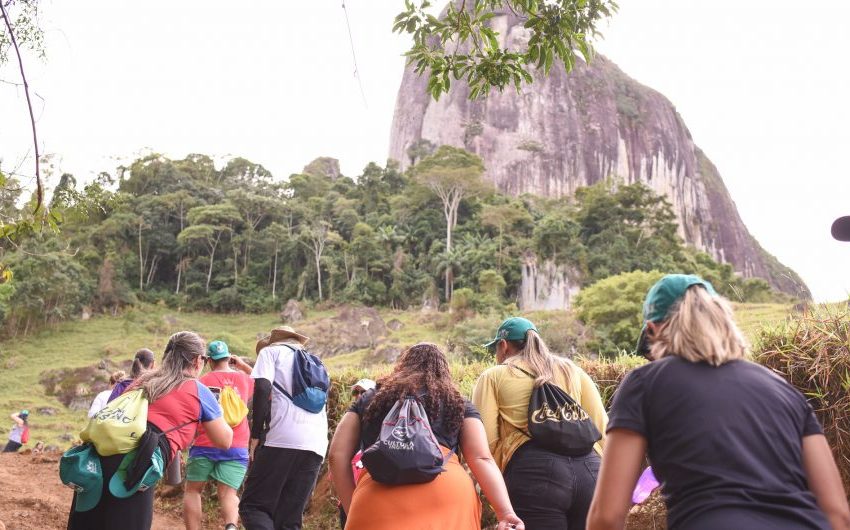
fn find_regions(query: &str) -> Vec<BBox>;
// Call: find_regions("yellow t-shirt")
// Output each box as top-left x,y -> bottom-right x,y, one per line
471,358 -> 608,471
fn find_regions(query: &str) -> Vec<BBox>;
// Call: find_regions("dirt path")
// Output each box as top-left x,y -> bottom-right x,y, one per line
0,452 -> 185,530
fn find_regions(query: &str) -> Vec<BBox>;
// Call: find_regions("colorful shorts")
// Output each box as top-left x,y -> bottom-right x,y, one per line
186,456 -> 247,490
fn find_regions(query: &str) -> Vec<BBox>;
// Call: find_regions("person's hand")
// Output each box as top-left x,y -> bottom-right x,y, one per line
249,438 -> 260,464
231,356 -> 253,374
496,513 -> 524,530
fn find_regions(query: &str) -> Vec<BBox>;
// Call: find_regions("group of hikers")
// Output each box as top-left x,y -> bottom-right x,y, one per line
49,273 -> 850,529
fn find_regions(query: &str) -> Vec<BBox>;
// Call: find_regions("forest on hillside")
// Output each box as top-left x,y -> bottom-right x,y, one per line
0,144 -> 786,338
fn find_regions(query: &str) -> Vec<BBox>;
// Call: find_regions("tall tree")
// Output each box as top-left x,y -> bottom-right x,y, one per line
480,202 -> 531,271
178,204 -> 242,292
299,221 -> 340,301
414,145 -> 487,301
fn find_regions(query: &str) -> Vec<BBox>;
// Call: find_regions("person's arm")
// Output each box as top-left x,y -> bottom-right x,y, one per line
577,367 -> 609,452
248,349 -> 276,461
802,434 -> 850,530
328,412 -> 361,514
202,417 -> 233,449
586,429 -> 647,530
461,417 -> 524,530
471,371 -> 500,452
196,381 -> 232,449
10,413 -> 23,426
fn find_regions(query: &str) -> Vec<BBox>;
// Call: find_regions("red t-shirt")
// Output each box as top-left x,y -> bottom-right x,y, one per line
147,379 -> 221,459
194,370 -> 253,450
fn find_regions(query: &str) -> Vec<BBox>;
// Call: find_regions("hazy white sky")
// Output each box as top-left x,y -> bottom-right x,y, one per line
1,1 -> 849,302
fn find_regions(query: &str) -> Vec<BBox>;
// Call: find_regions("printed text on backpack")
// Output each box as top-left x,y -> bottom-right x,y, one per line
515,365 -> 601,456
361,396 -> 451,485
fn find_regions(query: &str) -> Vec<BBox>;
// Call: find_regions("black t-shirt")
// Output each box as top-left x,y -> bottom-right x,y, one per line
608,356 -> 828,530
349,389 -> 481,451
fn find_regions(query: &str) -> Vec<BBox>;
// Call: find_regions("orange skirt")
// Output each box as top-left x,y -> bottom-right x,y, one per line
345,449 -> 482,530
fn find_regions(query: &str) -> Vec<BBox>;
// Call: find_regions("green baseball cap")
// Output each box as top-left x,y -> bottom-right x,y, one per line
484,317 -> 538,350
60,444 -> 103,512
108,445 -> 166,498
635,274 -> 717,356
207,340 -> 230,360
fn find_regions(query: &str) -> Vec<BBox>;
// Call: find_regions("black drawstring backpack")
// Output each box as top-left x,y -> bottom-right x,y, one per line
361,396 -> 451,485
514,365 -> 601,456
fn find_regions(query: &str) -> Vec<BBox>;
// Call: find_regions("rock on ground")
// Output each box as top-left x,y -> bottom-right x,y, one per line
280,299 -> 305,324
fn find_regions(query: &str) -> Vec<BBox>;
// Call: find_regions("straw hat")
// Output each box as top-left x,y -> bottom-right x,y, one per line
256,325 -> 310,354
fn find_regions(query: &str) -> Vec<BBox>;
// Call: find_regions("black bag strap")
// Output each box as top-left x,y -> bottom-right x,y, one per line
161,418 -> 197,435
508,364 -> 537,380
273,380 -> 293,400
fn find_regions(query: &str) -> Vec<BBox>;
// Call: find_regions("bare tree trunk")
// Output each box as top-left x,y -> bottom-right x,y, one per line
315,252 -> 323,301
272,247 -> 279,300
146,254 -> 160,287
444,205 -> 454,302
138,221 -> 144,291
206,236 -> 221,293
233,245 -> 239,284
498,223 -> 503,272
175,262 -> 182,295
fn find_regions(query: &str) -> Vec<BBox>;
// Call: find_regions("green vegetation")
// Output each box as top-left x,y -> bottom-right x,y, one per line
575,269 -> 664,354
394,0 -> 619,100
755,305 -> 850,488
0,302 -> 792,448
0,146 -> 787,340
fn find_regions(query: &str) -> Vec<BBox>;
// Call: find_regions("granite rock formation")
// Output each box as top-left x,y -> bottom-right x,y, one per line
388,8 -> 808,301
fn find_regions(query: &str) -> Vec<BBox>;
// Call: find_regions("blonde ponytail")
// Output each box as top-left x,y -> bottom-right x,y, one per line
505,330 -> 570,387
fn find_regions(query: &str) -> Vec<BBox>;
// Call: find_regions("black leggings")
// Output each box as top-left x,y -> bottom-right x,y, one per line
67,453 -> 155,530
503,442 -> 600,530
3,440 -> 21,452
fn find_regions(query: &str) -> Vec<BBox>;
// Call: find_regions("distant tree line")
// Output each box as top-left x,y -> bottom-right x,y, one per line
0,145 -> 781,336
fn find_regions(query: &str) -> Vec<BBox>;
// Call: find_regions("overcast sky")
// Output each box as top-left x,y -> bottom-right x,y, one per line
1,1 -> 849,302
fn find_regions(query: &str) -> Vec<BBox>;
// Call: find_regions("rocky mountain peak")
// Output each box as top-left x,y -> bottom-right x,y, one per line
388,9 -> 808,298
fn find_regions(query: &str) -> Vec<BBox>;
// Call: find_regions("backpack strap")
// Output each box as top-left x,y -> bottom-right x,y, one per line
161,418 -> 198,435
272,380 -> 293,400
507,364 -> 539,440
509,364 -> 536,379
443,446 -> 457,465
270,344 -> 299,401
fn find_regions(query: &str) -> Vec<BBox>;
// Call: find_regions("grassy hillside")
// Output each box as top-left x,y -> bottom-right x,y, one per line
0,303 -> 794,447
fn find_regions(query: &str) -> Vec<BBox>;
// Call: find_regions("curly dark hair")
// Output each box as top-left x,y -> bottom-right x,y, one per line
364,343 -> 466,434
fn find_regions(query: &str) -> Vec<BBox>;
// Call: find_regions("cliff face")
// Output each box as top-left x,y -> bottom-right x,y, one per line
388,10 -> 808,299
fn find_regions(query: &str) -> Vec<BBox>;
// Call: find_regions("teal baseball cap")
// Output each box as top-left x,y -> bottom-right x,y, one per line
108,445 -> 166,498
60,444 -> 103,512
635,274 -> 717,356
207,340 -> 230,360
484,317 -> 538,350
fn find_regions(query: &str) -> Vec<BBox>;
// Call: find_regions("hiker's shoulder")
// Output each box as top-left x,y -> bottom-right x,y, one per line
478,363 -> 522,382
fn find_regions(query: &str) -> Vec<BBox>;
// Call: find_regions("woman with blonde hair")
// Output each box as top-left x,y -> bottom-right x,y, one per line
68,331 -> 232,530
587,274 -> 850,530
472,317 -> 608,529
329,342 -> 524,530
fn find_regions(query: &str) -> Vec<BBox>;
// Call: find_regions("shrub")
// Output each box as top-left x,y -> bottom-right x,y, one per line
575,270 -> 664,356
450,287 -> 476,316
755,307 -> 850,491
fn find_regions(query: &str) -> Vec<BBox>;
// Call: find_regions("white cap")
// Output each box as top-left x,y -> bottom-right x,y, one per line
351,378 -> 376,392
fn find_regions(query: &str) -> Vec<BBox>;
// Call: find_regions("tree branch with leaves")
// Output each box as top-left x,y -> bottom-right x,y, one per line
394,0 -> 618,100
